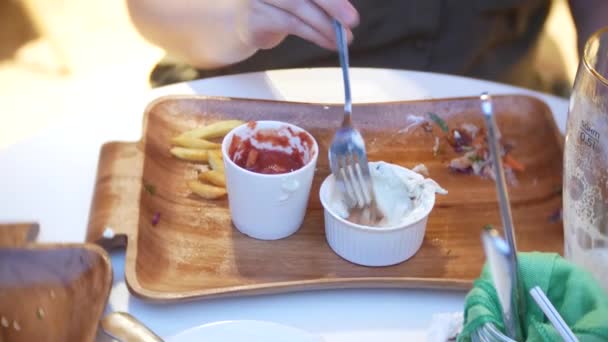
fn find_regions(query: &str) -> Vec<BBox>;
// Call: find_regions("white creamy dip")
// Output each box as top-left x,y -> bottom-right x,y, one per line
328,161 -> 447,227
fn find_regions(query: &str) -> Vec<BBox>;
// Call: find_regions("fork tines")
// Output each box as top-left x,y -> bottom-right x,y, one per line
330,152 -> 373,209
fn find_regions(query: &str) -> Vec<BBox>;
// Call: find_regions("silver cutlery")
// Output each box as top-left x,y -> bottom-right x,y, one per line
530,286 -> 578,342
480,92 -> 525,340
476,322 -> 516,342
329,20 -> 380,224
481,227 -> 521,341
101,312 -> 164,342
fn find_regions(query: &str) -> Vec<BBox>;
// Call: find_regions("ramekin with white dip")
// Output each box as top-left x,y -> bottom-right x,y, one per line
319,161 -> 447,266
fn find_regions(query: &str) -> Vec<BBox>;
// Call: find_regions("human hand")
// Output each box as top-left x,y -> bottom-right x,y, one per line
236,0 -> 359,51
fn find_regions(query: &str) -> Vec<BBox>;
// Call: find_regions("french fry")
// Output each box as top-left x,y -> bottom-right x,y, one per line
208,150 -> 224,171
187,180 -> 226,199
198,170 -> 226,187
170,147 -> 209,162
178,120 -> 244,140
171,136 -> 221,149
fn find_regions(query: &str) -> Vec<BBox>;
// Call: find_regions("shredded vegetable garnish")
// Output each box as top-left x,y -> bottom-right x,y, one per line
151,212 -> 161,226
548,208 -> 563,223
428,112 -> 449,132
443,122 -> 523,184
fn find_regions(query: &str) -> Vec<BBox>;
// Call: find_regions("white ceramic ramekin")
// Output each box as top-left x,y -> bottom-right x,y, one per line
222,121 -> 318,240
319,162 -> 437,267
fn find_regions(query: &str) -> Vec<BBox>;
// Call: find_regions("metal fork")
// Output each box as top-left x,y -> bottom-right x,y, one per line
329,20 -> 380,223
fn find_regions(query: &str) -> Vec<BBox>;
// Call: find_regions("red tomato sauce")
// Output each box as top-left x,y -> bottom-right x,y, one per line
229,124 -> 313,175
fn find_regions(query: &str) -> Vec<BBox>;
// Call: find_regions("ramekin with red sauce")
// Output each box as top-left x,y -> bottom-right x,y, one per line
222,121 -> 318,240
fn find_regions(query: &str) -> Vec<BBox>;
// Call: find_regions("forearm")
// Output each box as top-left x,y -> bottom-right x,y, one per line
568,0 -> 608,55
126,0 -> 257,69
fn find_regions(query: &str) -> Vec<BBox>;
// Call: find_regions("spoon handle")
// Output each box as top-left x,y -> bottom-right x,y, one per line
482,227 -> 521,340
480,92 -> 525,340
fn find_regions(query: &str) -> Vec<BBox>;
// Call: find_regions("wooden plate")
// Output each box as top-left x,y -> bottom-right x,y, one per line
0,223 -> 112,342
86,95 -> 564,302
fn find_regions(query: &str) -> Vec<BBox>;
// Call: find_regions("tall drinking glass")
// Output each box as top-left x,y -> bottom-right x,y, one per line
563,27 -> 608,290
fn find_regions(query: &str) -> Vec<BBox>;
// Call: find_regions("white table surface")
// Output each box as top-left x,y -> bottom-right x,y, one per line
0,67 -> 569,341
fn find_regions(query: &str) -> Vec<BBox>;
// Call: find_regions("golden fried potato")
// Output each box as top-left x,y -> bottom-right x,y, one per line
170,147 -> 209,162
171,136 -> 221,149
198,170 -> 226,187
187,180 -> 227,199
178,120 -> 244,140
208,150 -> 224,171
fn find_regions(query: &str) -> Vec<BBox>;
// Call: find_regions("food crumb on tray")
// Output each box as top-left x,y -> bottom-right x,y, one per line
412,163 -> 430,176
420,113 -> 524,184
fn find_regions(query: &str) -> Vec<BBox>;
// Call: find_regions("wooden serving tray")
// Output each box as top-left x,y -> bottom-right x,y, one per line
0,223 -> 112,342
86,95 -> 564,302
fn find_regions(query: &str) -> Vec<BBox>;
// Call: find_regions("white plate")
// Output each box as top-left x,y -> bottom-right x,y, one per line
166,320 -> 325,342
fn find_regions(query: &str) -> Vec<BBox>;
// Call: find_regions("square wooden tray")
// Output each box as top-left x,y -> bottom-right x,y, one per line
86,95 -> 563,302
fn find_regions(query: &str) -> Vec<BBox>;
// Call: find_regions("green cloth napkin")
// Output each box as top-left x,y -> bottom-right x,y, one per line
458,252 -> 608,341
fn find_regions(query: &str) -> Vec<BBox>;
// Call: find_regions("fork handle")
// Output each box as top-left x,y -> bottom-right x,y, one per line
333,19 -> 352,120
